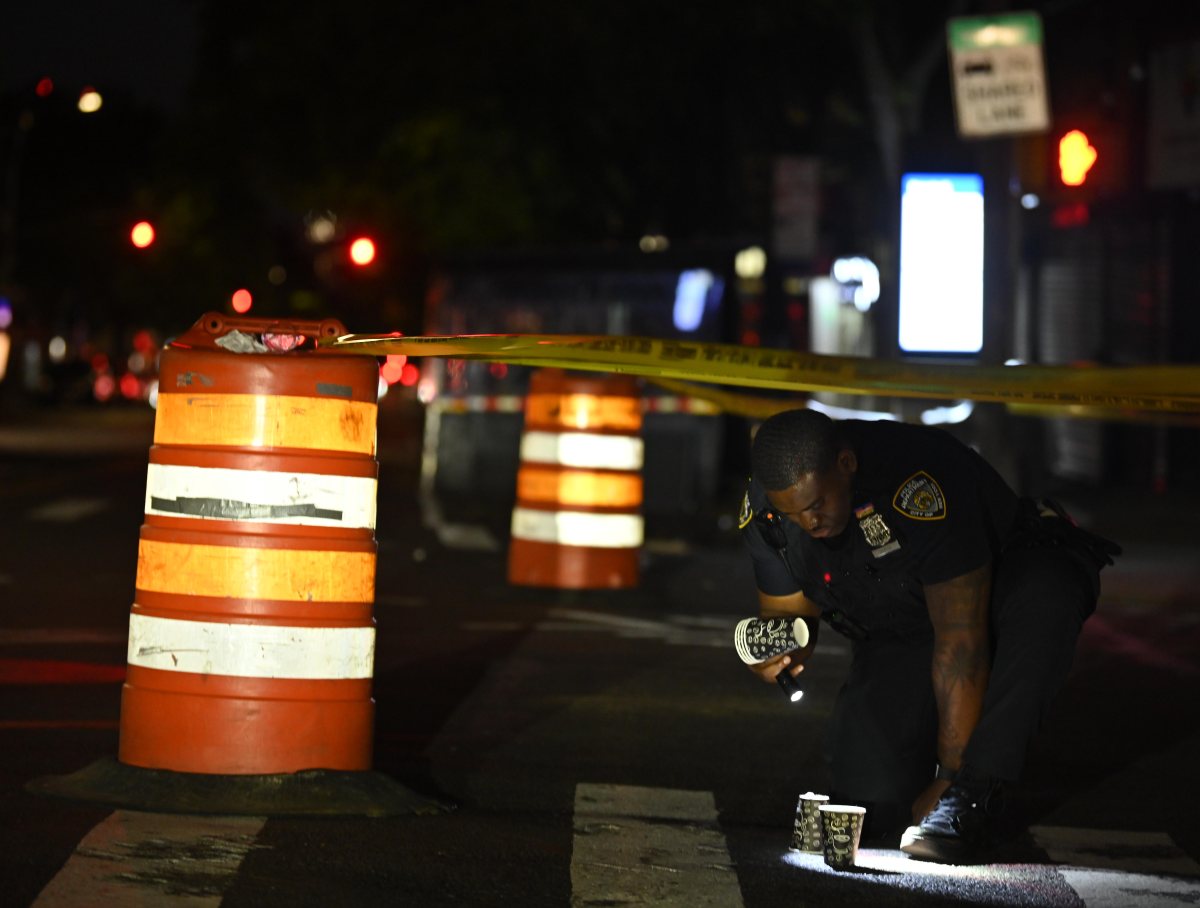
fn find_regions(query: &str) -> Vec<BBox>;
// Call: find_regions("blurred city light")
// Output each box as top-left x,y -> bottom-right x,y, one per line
898,173 -> 984,354
48,336 -> 67,363
119,372 -> 141,399
831,256 -> 880,311
673,269 -> 715,331
77,87 -> 103,113
349,237 -> 376,266
735,246 -> 767,280
1058,129 -> 1097,186
1020,193 -> 1040,209
130,221 -> 155,248
35,77 -> 54,97
93,372 -> 116,402
639,234 -> 669,253
0,332 -> 9,382
268,265 -> 287,285
132,329 -> 155,353
231,288 -> 253,313
0,298 -> 12,330
380,353 -> 406,384
306,214 -> 337,243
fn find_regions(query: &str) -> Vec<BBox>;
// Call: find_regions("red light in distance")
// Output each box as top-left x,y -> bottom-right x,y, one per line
231,289 -> 253,313
349,237 -> 376,266
130,221 -> 155,248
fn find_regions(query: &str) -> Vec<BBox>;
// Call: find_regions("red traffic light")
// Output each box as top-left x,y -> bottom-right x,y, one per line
130,221 -> 155,248
349,237 -> 376,266
1058,129 -> 1097,187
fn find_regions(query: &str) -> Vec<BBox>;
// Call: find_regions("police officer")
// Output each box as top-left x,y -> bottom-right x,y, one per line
740,408 -> 1119,863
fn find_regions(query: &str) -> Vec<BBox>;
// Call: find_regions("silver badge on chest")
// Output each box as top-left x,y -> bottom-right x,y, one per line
855,503 -> 900,557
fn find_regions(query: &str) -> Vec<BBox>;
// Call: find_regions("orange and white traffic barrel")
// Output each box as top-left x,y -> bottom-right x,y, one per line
507,368 -> 643,589
119,312 -> 380,775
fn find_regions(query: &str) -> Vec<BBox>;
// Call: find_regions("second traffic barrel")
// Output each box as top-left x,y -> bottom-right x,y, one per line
507,368 -> 644,589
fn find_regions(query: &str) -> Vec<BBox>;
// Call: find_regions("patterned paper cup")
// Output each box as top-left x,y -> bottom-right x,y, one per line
818,804 -> 866,870
791,792 -> 829,852
733,617 -> 810,664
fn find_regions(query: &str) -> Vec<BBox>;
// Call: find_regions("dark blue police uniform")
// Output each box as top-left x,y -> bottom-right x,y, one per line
740,419 -> 1114,832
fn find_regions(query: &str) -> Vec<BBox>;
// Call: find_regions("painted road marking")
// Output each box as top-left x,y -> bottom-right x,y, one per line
1059,869 -> 1200,907
1031,825 -> 1200,906
28,497 -> 109,522
1032,824 -> 1200,876
32,810 -> 267,907
571,783 -> 743,907
538,608 -> 850,656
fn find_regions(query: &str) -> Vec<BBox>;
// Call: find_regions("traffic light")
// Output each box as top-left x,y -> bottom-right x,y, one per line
1058,129 -> 1097,186
130,221 -> 155,249
348,236 -> 376,267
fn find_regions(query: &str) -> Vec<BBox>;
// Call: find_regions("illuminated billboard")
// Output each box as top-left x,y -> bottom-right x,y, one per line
898,173 -> 985,354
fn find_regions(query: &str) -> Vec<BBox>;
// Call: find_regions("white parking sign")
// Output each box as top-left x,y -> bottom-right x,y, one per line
948,12 -> 1050,138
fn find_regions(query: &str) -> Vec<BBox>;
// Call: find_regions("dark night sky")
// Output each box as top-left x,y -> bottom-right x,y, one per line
0,0 -> 198,111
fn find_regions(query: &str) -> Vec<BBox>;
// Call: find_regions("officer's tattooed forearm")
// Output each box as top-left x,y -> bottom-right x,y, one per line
926,564 -> 992,770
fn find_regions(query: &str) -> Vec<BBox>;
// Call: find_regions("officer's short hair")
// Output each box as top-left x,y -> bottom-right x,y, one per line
751,409 -> 845,491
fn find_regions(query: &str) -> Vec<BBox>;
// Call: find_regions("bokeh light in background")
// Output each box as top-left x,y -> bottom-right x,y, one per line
231,288 -> 253,313
48,336 -> 67,362
35,77 -> 54,97
0,298 -> 12,329
306,214 -> 336,243
93,373 -> 116,402
130,221 -> 155,248
77,87 -> 103,113
349,237 -> 376,266
119,371 -> 141,399
380,353 -> 407,384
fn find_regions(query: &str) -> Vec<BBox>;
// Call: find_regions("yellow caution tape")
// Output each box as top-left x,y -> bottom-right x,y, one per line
645,377 -> 1200,426
324,333 -> 1200,414
643,376 -> 799,421
1005,403 -> 1200,426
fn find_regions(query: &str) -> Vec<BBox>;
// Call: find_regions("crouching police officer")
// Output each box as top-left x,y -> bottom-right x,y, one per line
740,409 -> 1119,863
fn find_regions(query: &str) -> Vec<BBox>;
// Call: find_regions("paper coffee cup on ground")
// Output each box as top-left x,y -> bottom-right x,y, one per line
818,804 -> 866,870
791,792 -> 829,852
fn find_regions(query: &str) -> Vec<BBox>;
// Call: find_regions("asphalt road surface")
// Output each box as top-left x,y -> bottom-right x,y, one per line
2,402 -> 1199,906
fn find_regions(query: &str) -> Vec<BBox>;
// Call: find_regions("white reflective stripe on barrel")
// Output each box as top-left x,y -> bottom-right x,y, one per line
510,507 -> 644,549
126,613 -> 375,679
519,431 -> 644,470
144,463 -> 377,529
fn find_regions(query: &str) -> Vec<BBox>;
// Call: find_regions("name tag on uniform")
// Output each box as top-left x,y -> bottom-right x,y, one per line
855,503 -> 900,557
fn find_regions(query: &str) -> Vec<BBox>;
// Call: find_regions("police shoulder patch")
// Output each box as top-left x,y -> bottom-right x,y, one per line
737,491 -> 754,529
893,471 -> 947,520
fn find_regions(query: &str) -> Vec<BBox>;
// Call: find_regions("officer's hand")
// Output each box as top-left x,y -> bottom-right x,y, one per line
746,652 -> 805,684
911,778 -> 953,823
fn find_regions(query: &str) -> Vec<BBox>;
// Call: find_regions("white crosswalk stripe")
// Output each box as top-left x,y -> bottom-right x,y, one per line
1032,825 -> 1200,906
33,810 -> 266,907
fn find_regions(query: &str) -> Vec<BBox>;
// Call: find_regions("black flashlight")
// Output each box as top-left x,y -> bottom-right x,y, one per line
776,669 -> 804,703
